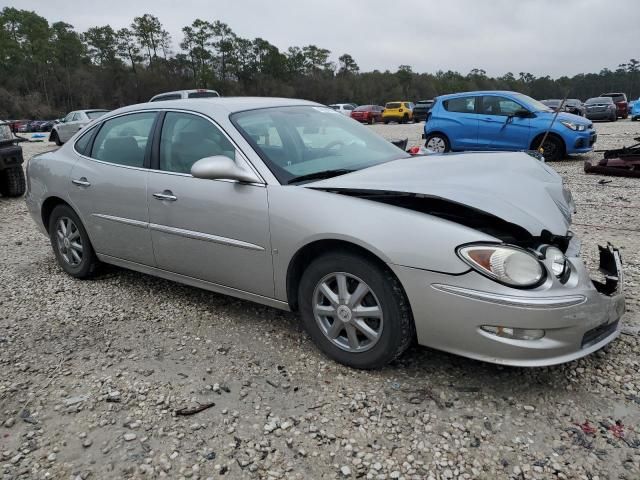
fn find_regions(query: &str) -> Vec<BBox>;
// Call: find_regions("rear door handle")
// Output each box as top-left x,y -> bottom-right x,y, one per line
153,191 -> 177,202
72,178 -> 91,187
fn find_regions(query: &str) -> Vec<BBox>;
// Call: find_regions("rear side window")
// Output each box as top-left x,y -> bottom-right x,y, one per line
74,127 -> 96,155
443,97 -> 476,113
151,94 -> 182,102
159,112 -> 236,174
91,112 -> 156,168
187,91 -> 220,98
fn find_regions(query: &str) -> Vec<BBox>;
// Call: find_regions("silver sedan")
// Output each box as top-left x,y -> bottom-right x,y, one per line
25,98 -> 625,368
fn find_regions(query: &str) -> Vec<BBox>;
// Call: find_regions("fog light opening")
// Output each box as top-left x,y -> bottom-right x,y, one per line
481,325 -> 545,341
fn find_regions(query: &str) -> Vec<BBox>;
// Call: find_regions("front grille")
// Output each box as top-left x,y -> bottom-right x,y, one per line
581,320 -> 618,348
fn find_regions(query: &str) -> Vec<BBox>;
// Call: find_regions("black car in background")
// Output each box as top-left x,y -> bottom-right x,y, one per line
564,99 -> 585,116
413,99 -> 435,122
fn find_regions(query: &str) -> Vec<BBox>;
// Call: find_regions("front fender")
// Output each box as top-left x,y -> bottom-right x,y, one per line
267,186 -> 498,301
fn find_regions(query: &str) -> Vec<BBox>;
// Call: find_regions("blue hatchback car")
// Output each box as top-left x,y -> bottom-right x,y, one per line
424,91 -> 596,161
630,98 -> 640,121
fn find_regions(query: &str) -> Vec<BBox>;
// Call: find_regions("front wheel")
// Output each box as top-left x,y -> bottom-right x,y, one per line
298,252 -> 414,369
50,130 -> 62,146
48,205 -> 99,278
424,133 -> 450,153
535,135 -> 564,161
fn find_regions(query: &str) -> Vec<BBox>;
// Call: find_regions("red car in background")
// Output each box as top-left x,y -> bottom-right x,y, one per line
600,92 -> 628,119
350,105 -> 384,124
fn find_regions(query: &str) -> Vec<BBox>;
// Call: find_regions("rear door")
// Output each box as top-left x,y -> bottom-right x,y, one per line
439,96 -> 479,149
147,111 -> 273,296
477,95 -> 531,150
68,111 -> 157,265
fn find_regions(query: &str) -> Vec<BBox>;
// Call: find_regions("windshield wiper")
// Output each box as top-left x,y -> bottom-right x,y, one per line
287,169 -> 355,184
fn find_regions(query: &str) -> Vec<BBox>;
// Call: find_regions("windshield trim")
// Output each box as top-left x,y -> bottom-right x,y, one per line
230,105 -> 411,186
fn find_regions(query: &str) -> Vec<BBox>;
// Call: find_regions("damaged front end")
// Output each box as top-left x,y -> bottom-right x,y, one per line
316,187 -> 574,252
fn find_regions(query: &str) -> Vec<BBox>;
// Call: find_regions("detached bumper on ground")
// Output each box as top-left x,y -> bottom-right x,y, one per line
393,244 -> 625,366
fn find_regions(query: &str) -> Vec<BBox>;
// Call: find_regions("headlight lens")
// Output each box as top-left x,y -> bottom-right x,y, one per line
541,246 -> 570,281
457,244 -> 544,288
560,121 -> 586,131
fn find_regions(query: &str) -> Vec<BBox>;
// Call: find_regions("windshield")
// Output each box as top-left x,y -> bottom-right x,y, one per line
232,106 -> 410,184
86,110 -> 109,119
511,93 -> 553,112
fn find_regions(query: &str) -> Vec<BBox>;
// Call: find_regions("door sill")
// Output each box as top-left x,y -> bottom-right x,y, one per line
96,254 -> 290,311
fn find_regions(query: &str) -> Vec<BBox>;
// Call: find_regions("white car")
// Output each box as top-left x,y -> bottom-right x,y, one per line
49,110 -> 109,145
328,103 -> 357,116
149,89 -> 221,102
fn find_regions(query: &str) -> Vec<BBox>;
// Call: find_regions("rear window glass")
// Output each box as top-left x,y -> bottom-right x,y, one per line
354,106 -> 371,111
86,111 -> 108,120
385,103 -> 401,109
443,97 -> 476,113
586,97 -> 613,104
602,93 -> 625,101
151,94 -> 181,102
187,91 -> 220,99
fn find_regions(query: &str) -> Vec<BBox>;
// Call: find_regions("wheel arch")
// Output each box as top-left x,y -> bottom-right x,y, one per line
41,196 -> 73,233
285,238 -> 409,313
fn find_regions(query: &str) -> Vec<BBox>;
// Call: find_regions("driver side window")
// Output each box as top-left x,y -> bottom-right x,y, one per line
482,96 -> 522,116
159,112 -> 236,174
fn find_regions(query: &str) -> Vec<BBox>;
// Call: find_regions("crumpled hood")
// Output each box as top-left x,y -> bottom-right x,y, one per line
308,152 -> 573,237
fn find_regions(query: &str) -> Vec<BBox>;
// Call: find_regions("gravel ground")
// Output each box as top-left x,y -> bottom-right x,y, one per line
1,121 -> 639,480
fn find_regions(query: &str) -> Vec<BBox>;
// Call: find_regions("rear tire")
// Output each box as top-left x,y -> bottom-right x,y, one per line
298,251 -> 414,369
384,119 -> 389,125
369,116 -> 375,125
50,130 -> 62,146
424,133 -> 450,153
0,166 -> 26,197
48,205 -> 99,278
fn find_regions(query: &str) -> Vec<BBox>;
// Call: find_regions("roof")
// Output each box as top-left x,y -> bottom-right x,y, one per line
436,90 -> 523,100
114,97 -> 323,115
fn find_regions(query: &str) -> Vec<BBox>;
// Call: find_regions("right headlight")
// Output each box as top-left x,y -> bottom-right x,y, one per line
457,244 -> 545,288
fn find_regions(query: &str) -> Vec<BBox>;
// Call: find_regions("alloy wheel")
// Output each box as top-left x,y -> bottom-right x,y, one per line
312,272 -> 383,353
56,216 -> 83,266
426,136 -> 446,152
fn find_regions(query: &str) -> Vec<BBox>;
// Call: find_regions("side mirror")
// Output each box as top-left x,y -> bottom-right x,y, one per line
191,155 -> 261,183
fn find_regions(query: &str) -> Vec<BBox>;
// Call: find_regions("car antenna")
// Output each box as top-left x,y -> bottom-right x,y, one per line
538,92 -> 569,158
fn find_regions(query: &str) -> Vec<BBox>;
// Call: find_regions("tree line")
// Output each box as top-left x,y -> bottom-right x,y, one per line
0,7 -> 639,119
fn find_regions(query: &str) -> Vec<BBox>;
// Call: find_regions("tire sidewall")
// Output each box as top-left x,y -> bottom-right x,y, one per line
48,205 -> 96,278
298,253 -> 410,369
425,133 -> 450,153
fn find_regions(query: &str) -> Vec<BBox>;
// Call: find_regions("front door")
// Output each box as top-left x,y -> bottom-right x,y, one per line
477,96 -> 531,150
147,111 -> 273,297
68,111 -> 157,265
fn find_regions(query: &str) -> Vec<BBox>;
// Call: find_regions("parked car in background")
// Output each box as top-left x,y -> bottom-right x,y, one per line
149,89 -> 220,102
541,99 -> 563,112
25,97 -> 625,369
8,120 -> 30,133
630,98 -> 640,121
584,97 -> 618,122
564,99 -> 585,117
350,105 -> 384,124
600,92 -> 628,118
328,103 -> 357,116
382,101 -> 415,124
49,110 -> 109,146
0,120 -> 25,197
424,91 -> 595,161
38,120 -> 56,132
413,100 -> 435,122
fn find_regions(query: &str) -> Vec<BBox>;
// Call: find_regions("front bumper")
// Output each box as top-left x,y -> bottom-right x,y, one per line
391,244 -> 625,366
566,130 -> 596,154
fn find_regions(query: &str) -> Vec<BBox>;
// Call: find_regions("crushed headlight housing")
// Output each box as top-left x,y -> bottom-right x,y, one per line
457,244 -> 545,288
560,121 -> 586,131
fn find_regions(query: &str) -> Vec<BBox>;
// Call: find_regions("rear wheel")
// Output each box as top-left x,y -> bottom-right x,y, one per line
298,252 -> 414,369
424,133 -> 450,153
369,115 -> 375,125
401,114 -> 409,124
383,119 -> 389,125
0,166 -> 26,197
48,205 -> 99,278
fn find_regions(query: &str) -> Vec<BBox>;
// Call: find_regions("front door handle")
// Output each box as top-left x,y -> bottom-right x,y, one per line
72,177 -> 91,187
153,191 -> 177,202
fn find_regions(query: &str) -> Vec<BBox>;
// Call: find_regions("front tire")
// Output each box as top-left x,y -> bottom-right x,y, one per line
298,251 -> 414,369
0,166 -> 26,197
48,205 -> 99,278
534,135 -> 564,161
424,133 -> 450,153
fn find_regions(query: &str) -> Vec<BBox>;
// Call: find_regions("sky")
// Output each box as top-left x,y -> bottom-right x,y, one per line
9,0 -> 640,78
